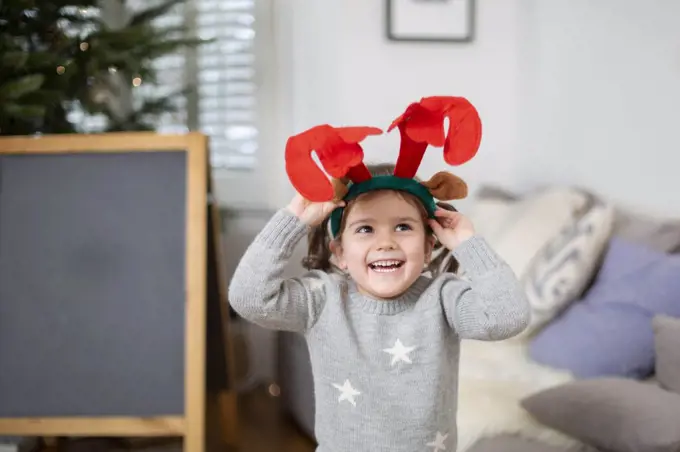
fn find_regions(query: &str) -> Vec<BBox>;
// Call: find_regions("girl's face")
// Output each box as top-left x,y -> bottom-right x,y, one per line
331,191 -> 434,300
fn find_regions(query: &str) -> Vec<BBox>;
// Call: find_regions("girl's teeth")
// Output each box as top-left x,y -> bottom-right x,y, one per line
369,260 -> 404,272
373,266 -> 398,273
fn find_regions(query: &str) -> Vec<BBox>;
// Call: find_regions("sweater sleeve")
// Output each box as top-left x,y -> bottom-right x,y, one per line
440,236 -> 531,340
227,208 -> 329,334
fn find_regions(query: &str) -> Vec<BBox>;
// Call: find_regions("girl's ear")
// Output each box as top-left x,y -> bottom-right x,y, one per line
329,239 -> 347,269
424,235 -> 436,263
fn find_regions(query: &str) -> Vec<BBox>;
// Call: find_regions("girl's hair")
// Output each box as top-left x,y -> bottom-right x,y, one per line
302,163 -> 460,275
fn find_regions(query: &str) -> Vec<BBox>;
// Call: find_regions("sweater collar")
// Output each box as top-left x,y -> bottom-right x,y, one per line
346,276 -> 432,315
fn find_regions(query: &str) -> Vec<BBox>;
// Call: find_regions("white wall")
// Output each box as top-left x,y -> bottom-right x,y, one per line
517,0 -> 680,216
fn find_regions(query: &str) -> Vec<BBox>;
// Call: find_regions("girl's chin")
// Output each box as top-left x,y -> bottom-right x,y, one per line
361,273 -> 420,299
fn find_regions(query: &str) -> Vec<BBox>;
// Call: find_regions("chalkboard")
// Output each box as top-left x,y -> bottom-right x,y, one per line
0,132 -> 238,451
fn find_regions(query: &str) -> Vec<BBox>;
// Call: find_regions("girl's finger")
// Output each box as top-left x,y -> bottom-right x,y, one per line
434,208 -> 459,218
325,200 -> 345,209
428,218 -> 444,235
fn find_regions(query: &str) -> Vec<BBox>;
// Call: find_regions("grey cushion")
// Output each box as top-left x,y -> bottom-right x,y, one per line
613,209 -> 680,253
521,378 -> 680,452
468,435 -> 592,452
475,185 -> 518,201
653,315 -> 680,394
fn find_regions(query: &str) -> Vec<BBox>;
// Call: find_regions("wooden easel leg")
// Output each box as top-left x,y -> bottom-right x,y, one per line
205,389 -> 239,451
206,171 -> 240,450
218,390 -> 239,448
184,134 -> 208,452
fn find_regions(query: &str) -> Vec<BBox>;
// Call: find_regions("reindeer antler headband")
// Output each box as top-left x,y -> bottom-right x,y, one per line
284,96 -> 483,237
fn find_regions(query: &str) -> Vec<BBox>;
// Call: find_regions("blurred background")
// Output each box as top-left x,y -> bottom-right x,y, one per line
1,0 -> 680,451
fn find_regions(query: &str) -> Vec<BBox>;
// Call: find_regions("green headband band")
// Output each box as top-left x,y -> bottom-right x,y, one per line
329,175 -> 437,238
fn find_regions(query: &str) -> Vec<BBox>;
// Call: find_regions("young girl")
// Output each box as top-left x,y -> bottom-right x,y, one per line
228,96 -> 530,452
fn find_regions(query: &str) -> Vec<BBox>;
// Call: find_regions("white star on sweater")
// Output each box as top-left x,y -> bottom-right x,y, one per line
332,379 -> 360,406
383,339 -> 416,365
427,431 -> 448,451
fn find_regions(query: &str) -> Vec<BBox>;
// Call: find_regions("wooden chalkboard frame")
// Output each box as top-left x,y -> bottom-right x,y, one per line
0,132 -> 238,451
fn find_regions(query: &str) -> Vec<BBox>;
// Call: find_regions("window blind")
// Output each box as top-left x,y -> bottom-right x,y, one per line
128,0 -> 260,170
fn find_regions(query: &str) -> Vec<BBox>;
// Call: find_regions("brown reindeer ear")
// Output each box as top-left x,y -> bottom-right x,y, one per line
331,177 -> 350,201
421,171 -> 468,200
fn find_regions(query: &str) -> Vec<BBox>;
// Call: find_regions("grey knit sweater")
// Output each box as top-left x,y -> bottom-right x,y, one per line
228,209 -> 530,452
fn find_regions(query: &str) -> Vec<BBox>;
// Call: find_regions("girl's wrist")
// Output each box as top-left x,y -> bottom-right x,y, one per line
442,231 -> 474,251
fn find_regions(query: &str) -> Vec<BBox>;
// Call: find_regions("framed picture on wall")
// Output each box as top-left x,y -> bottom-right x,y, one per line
386,0 -> 475,43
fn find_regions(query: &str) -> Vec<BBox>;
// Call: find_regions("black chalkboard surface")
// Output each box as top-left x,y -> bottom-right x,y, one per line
0,132 -> 237,451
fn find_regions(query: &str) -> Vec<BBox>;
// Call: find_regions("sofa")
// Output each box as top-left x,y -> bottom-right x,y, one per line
276,184 -> 680,452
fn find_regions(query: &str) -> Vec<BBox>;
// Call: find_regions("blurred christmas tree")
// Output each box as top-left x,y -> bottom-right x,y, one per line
0,0 -> 206,135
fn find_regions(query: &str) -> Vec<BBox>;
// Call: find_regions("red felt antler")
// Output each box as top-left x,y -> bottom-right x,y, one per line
388,96 -> 482,179
284,124 -> 382,202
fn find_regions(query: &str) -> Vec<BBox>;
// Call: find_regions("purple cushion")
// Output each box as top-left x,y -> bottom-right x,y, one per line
529,237 -> 680,378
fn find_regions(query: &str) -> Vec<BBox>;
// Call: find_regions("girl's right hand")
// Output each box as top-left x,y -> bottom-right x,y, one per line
286,193 -> 345,227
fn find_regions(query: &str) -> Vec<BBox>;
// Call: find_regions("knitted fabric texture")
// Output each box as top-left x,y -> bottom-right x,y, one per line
228,209 -> 530,452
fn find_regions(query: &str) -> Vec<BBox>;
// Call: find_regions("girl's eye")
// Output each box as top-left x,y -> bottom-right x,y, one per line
396,223 -> 412,232
356,225 -> 373,234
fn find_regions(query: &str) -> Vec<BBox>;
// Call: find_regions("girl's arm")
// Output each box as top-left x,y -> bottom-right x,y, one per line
227,208 -> 329,334
440,236 -> 531,340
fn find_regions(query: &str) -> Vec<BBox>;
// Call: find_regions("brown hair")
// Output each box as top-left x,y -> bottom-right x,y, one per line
301,163 -> 460,275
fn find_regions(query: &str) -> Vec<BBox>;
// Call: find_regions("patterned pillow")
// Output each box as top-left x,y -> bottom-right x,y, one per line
467,187 -> 590,280
522,194 -> 614,334
466,187 -> 614,336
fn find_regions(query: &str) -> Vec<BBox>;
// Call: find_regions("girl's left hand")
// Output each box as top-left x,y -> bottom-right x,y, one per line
428,208 -> 475,250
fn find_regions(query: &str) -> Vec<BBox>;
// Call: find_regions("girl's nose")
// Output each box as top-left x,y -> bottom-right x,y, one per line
376,234 -> 397,251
